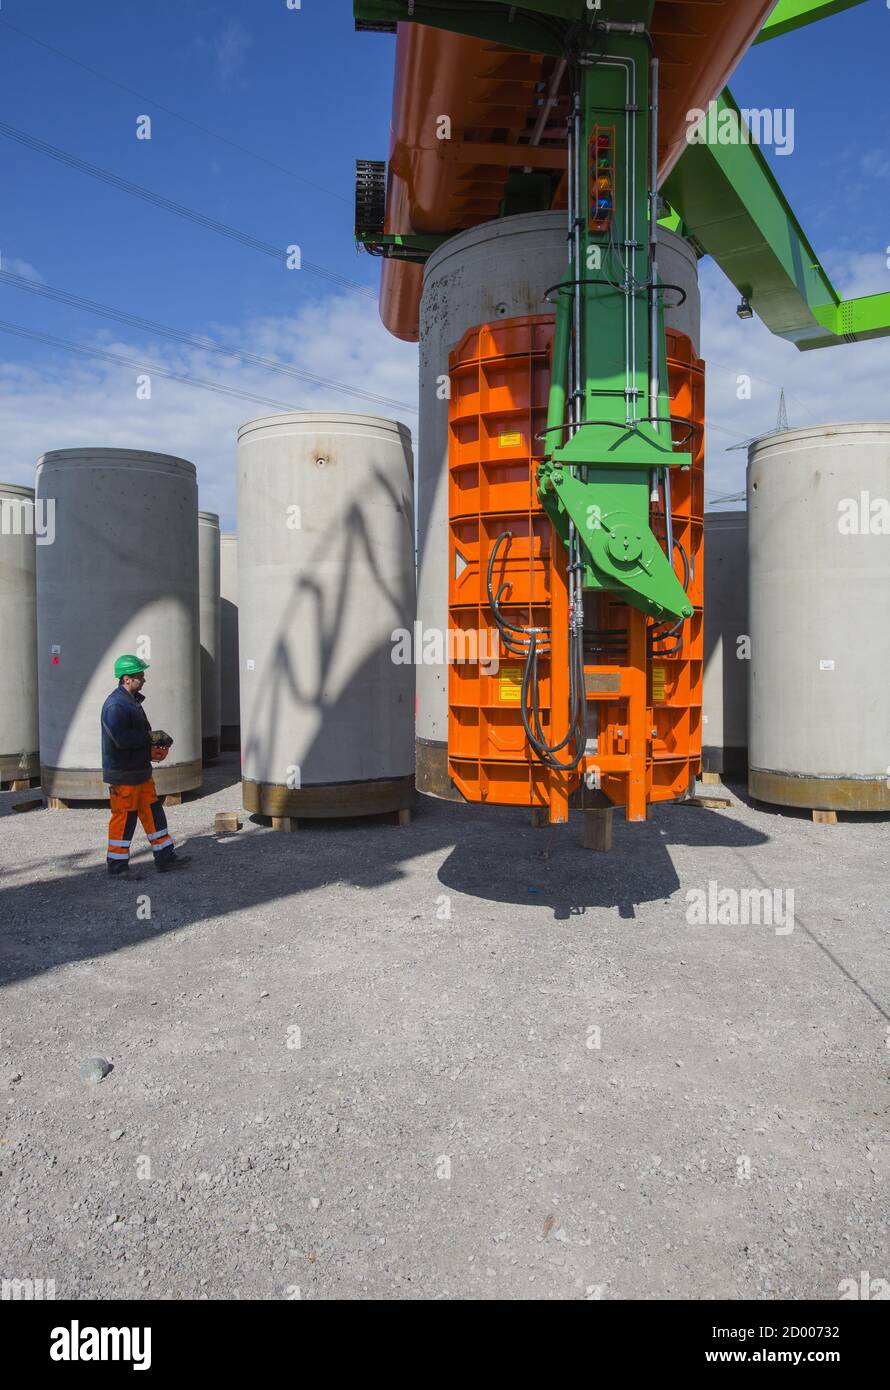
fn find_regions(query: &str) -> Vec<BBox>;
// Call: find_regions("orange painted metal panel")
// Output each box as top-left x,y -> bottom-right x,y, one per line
446,314 -> 706,819
647,328 -> 706,803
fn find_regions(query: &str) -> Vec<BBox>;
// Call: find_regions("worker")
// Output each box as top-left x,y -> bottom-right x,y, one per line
101,654 -> 191,878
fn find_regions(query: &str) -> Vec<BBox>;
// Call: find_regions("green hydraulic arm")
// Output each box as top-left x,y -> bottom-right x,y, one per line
536,38 -> 693,624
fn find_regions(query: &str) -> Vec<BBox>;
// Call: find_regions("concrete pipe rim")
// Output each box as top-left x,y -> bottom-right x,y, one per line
237,412 -> 414,444
36,448 -> 197,476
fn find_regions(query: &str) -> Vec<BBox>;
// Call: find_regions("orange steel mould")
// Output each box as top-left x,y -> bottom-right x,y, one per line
447,316 -> 704,821
379,1 -> 775,340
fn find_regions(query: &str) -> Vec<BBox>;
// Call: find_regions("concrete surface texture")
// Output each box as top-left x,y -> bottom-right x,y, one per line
1,755 -> 888,1300
35,449 -> 202,797
0,483 -> 39,777
702,511 -> 748,776
219,534 -> 240,745
749,423 -> 890,785
236,414 -> 415,790
198,511 -> 221,755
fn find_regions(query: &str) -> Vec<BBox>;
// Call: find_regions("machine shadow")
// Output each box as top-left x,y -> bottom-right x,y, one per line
433,796 -> 770,921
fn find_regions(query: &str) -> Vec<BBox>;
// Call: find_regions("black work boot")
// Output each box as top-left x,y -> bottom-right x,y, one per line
106,865 -> 142,882
155,853 -> 192,874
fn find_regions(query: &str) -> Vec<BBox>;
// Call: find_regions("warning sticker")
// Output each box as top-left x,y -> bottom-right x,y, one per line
499,665 -> 523,703
498,432 -> 522,448
652,666 -> 667,703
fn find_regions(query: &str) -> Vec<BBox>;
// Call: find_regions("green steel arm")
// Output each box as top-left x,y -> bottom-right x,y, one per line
663,90 -> 890,351
754,0 -> 867,43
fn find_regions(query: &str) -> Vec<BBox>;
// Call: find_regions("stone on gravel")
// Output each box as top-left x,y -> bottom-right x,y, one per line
81,1058 -> 113,1085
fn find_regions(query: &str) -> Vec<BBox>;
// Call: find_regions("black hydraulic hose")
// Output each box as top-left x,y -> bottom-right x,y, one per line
522,623 -> 586,771
649,538 -> 692,652
486,537 -> 584,771
486,532 -> 548,656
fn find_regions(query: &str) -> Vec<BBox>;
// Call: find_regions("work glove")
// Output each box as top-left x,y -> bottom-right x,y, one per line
149,730 -> 174,748
150,744 -> 170,764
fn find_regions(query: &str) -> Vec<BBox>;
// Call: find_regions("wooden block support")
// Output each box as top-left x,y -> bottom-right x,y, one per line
530,809 -> 548,828
397,807 -> 412,826
583,806 -> 614,852
688,795 -> 732,810
701,772 -> 722,786
214,812 -> 242,833
163,793 -> 182,806
272,816 -> 298,833
813,809 -> 838,825
47,797 -> 68,811
12,797 -> 43,814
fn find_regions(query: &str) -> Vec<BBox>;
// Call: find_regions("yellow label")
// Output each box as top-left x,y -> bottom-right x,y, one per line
498,432 -> 522,448
652,666 -> 667,703
499,665 -> 523,703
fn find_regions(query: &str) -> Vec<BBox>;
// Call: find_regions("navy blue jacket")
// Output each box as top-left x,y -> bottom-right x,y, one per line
101,683 -> 152,786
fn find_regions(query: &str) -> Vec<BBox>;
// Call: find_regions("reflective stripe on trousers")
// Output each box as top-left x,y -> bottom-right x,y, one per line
107,778 -> 175,863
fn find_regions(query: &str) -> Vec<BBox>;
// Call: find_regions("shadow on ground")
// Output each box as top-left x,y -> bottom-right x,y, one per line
0,785 -> 770,988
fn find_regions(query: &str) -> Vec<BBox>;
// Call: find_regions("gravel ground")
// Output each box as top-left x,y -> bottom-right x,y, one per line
1,754 -> 888,1301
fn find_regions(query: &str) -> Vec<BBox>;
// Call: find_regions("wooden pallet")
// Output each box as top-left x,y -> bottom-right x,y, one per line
269,807 -> 412,833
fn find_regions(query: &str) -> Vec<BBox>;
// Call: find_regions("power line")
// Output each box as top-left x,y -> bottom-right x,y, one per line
0,120 -> 375,299
0,268 -> 417,414
703,357 -> 820,424
0,16 -> 351,206
0,317 -> 309,412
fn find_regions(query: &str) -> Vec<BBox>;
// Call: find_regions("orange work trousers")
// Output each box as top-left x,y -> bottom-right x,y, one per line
107,778 -> 174,871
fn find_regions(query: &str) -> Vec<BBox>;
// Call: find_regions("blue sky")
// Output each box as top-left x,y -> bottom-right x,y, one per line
1,1 -> 888,522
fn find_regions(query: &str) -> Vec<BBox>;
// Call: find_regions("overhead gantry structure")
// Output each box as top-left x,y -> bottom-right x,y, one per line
353,0 -> 888,830
355,0 -> 889,350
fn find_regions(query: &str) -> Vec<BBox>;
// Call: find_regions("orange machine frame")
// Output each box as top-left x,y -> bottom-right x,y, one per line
447,315 -> 704,823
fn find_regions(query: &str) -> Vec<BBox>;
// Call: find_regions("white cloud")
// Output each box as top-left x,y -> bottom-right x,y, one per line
0,292 -> 418,528
3,260 -> 888,526
197,20 -> 253,85
2,257 -> 44,284
859,150 -> 890,183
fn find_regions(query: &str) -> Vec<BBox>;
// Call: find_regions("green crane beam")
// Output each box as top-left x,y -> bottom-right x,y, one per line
754,0 -> 867,43
663,90 -> 890,351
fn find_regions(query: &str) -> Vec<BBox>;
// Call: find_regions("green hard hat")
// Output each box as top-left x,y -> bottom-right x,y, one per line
114,654 -> 150,678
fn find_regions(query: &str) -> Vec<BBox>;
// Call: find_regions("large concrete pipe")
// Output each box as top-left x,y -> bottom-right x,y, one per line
0,482 -> 39,787
220,532 -> 240,752
237,412 -> 415,818
36,448 -> 202,799
749,423 -> 890,811
198,510 -> 221,763
702,510 -> 748,778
